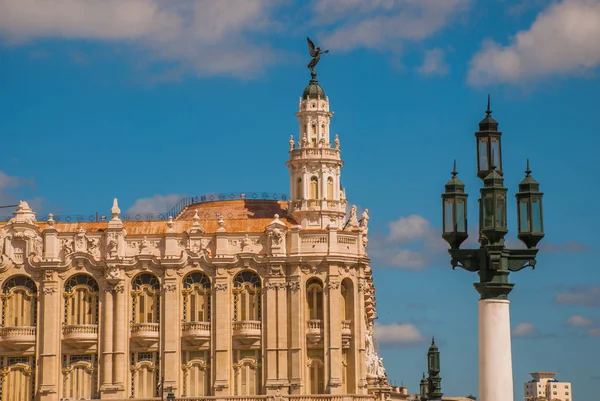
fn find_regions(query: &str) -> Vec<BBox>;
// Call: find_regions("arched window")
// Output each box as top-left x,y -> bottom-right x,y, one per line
182,272 -> 211,322
233,350 -> 261,396
327,177 -> 334,200
306,278 -> 323,321
310,176 -> 319,200
0,356 -> 36,401
62,354 -> 98,399
308,356 -> 325,394
2,275 -> 37,328
130,352 -> 159,398
233,271 -> 261,322
131,274 -> 160,324
64,274 -> 99,326
182,351 -> 210,397
297,178 -> 303,199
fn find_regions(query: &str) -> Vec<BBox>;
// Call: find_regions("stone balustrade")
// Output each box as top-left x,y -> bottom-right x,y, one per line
62,324 -> 98,347
181,321 -> 211,345
306,319 -> 324,344
86,394 -> 376,401
341,320 -> 352,349
289,147 -> 341,161
130,322 -> 160,346
232,320 -> 262,343
0,326 -> 36,350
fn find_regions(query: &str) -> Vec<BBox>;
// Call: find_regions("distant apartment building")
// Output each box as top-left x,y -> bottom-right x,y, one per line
524,372 -> 572,401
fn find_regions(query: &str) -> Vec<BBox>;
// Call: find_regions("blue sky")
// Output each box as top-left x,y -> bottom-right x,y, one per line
1,0 -> 599,399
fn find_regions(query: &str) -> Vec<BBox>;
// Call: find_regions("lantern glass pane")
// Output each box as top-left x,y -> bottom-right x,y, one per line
531,198 -> 542,232
483,193 -> 494,228
456,198 -> 466,233
444,199 -> 454,233
478,138 -> 488,171
496,193 -> 506,229
519,199 -> 530,233
491,138 -> 501,169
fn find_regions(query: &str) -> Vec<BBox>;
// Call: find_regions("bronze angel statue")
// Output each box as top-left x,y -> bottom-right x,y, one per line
307,37 -> 329,74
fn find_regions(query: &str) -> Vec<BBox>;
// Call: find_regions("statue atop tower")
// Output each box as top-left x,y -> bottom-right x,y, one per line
306,37 -> 329,78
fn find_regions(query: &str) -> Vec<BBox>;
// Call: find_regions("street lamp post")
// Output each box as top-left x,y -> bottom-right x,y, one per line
441,96 -> 545,401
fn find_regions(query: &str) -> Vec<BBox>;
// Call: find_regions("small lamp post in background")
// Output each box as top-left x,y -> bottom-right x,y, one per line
441,96 -> 545,401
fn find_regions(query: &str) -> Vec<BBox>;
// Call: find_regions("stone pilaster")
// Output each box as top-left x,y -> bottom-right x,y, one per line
287,273 -> 303,394
162,275 -> 180,394
213,269 -> 231,394
264,274 -> 288,393
327,275 -> 342,393
38,271 -> 60,401
356,277 -> 368,394
100,285 -> 114,395
111,281 -> 126,395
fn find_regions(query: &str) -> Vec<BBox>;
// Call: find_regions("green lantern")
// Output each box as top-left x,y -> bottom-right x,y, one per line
475,95 -> 503,180
420,373 -> 429,401
515,160 -> 544,248
442,161 -> 468,249
479,157 -> 508,245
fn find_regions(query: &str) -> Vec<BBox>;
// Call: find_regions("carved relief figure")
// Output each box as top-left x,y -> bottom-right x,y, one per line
241,234 -> 251,251
139,236 -> 150,254
75,227 -> 88,252
270,228 -> 283,246
106,234 -> 118,259
345,205 -> 359,230
61,238 -> 74,255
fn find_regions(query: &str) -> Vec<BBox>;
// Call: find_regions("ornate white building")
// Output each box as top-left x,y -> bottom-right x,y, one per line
0,72 -> 389,401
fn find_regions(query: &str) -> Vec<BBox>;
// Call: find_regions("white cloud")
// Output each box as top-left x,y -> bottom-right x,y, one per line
314,0 -> 471,52
388,215 -> 431,243
587,327 -> 600,336
0,171 -> 42,216
417,48 -> 450,76
468,0 -> 600,86
512,322 -> 539,337
555,285 -> 600,308
374,322 -> 424,344
566,314 -> 595,327
0,0 -> 281,78
126,194 -> 185,216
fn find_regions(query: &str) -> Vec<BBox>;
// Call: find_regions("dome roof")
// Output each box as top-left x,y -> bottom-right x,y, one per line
302,78 -> 326,100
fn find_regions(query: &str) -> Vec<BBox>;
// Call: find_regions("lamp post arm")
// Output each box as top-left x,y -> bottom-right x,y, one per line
505,248 -> 538,272
448,249 -> 484,272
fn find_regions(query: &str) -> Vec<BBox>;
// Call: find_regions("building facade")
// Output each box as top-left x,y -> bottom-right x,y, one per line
524,372 -> 572,401
0,73 -> 390,401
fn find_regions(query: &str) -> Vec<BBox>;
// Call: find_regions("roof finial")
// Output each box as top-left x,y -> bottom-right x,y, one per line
451,160 -> 458,177
525,158 -> 531,177
432,336 -> 436,345
111,198 -> 121,220
486,93 -> 492,116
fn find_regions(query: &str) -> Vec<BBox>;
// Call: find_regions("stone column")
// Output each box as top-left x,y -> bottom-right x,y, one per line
112,281 -> 126,394
327,276 -> 342,393
478,299 -> 513,401
38,272 -> 60,401
264,279 -> 279,393
356,278 -> 368,394
288,274 -> 303,394
162,276 -> 180,394
276,278 -> 289,390
100,286 -> 114,392
213,271 -> 231,395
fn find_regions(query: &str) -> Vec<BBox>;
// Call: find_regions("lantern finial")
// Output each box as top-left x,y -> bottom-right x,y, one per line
525,158 -> 531,177
452,160 -> 457,177
486,94 -> 492,116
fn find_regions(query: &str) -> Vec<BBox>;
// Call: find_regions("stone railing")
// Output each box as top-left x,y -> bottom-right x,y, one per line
0,326 -> 36,337
130,322 -> 160,333
232,320 -> 261,332
306,319 -> 323,344
182,321 -> 211,332
289,199 -> 346,213
87,395 -> 376,401
337,235 -> 357,245
290,147 -> 341,161
62,324 -> 98,335
341,320 -> 352,349
232,320 -> 262,342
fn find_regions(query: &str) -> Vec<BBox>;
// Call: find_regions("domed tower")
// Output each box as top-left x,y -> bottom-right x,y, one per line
287,58 -> 347,229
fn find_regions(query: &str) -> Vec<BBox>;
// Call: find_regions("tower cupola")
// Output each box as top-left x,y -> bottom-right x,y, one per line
302,72 -> 326,100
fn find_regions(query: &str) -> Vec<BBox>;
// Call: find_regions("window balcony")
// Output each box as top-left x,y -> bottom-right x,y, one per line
181,321 -> 211,346
341,320 -> 352,349
62,324 -> 98,348
130,322 -> 160,347
232,320 -> 261,346
0,326 -> 36,351
306,319 -> 323,345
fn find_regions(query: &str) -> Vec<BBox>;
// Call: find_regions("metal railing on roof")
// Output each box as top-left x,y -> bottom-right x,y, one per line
0,192 -> 289,223
167,192 -> 288,219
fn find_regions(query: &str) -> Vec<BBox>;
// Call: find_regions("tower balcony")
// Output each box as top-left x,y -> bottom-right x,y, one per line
0,326 -> 36,351
62,324 -> 98,348
289,147 -> 340,161
181,321 -> 211,346
130,322 -> 159,347
341,320 -> 352,349
232,320 -> 261,347
306,319 -> 324,345
289,199 -> 347,213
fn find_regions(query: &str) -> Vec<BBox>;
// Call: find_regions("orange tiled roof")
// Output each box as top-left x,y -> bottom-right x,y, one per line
1,200 -> 299,234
